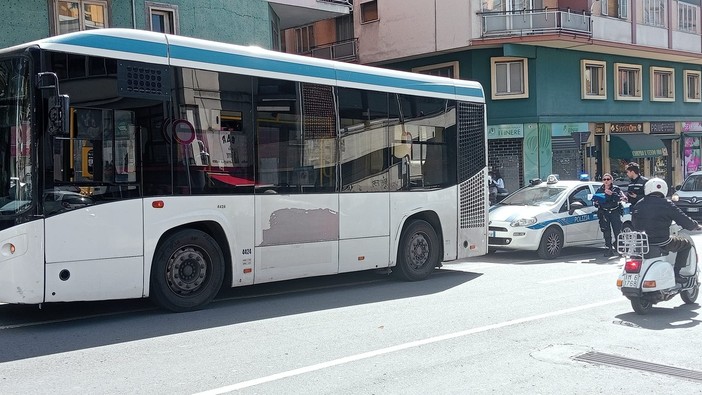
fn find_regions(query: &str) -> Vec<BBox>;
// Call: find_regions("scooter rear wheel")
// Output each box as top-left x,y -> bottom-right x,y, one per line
630,297 -> 653,315
681,284 -> 699,304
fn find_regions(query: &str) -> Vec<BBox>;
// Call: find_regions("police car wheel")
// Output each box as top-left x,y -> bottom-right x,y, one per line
537,227 -> 563,260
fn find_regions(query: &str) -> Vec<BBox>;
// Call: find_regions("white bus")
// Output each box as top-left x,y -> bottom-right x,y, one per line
0,29 -> 488,312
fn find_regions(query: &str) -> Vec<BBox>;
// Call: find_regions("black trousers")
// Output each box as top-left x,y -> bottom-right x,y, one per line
661,236 -> 693,273
598,208 -> 622,248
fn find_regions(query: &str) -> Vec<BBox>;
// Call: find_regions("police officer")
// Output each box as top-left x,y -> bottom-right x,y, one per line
625,162 -> 648,205
594,173 -> 626,256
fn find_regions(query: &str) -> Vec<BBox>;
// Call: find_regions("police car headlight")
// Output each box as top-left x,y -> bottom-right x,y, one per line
511,217 -> 537,227
671,194 -> 679,202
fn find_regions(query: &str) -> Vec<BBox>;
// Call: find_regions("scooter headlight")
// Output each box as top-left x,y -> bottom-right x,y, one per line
511,217 -> 537,227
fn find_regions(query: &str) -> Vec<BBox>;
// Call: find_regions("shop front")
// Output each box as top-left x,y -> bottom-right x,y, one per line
607,122 -> 670,188
682,122 -> 702,180
487,124 -> 524,193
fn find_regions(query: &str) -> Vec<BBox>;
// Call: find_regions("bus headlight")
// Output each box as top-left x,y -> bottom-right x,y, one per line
511,217 -> 537,227
671,194 -> 679,202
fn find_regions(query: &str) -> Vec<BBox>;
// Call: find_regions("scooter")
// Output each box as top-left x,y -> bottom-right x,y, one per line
616,226 -> 700,315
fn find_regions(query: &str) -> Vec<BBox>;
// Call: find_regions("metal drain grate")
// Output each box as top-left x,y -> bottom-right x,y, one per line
574,351 -> 702,382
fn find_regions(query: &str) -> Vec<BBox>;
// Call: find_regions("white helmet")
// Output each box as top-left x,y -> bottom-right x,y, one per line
644,177 -> 668,197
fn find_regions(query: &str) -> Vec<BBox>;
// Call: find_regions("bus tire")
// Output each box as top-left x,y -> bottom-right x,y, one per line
150,229 -> 225,312
394,220 -> 439,281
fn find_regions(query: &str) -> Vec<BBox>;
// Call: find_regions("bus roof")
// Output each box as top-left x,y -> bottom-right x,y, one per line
4,29 -> 484,103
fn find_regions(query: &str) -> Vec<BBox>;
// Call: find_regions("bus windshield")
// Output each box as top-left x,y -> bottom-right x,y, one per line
0,56 -> 32,216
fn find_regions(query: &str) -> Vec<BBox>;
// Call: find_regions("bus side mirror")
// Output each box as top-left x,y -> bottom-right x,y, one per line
48,94 -> 70,136
36,72 -> 70,136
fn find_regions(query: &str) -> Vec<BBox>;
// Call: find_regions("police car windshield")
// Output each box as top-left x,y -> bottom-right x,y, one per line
500,185 -> 567,206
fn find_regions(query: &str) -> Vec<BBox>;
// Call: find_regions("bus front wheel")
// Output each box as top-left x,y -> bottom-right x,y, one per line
394,220 -> 440,281
150,229 -> 225,312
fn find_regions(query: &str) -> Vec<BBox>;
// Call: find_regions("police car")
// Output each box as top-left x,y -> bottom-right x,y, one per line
488,175 -> 632,259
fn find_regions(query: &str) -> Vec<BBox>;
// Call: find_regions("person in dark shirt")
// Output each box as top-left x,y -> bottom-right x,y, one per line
625,162 -> 648,205
593,173 -> 626,256
632,178 -> 700,282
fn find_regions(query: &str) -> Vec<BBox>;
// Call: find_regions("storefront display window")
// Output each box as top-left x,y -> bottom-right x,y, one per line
684,136 -> 701,177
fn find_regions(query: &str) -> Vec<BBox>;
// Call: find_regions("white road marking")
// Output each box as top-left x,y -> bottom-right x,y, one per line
538,269 -> 620,284
193,298 -> 623,395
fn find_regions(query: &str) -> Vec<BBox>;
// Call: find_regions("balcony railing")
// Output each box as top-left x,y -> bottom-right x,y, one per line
479,9 -> 592,38
317,0 -> 352,7
301,38 -> 358,62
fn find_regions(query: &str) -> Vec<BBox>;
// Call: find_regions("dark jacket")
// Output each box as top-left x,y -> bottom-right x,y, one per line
594,184 -> 624,210
627,175 -> 648,205
632,195 -> 699,245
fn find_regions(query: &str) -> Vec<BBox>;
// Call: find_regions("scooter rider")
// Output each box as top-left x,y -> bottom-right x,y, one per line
631,178 -> 700,282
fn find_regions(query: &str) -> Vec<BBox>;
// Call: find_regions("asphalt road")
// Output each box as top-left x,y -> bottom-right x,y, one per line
0,245 -> 700,394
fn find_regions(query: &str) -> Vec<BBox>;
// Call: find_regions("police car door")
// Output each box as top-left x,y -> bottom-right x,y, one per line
564,185 -> 599,244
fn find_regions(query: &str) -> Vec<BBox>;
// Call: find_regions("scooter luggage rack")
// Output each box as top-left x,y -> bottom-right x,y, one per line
617,231 -> 649,257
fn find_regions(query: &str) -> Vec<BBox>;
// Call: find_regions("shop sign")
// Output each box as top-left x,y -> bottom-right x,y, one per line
487,124 -> 523,139
650,122 -> 675,134
594,123 -> 605,135
551,123 -> 589,137
682,121 -> 702,132
610,123 -> 643,133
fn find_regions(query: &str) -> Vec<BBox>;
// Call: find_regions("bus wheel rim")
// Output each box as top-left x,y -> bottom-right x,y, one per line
166,246 -> 209,295
409,233 -> 430,269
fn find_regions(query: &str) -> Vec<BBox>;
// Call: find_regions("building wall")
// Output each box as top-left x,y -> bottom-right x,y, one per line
1,0 -> 50,47
0,0 -> 273,49
356,0 -> 477,64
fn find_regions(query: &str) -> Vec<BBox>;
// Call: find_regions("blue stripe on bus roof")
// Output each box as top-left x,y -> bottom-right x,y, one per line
40,31 -> 484,100
44,34 -> 168,58
169,45 -> 337,80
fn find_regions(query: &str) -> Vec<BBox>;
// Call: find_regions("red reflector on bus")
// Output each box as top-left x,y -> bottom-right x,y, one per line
243,268 -> 252,274
152,200 -> 165,208
624,259 -> 642,273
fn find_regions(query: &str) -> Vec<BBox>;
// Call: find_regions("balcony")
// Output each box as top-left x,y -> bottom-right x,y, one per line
267,0 -> 351,29
300,38 -> 359,62
479,9 -> 592,38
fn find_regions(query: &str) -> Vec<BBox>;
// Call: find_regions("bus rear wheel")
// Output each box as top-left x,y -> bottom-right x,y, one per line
150,229 -> 224,312
394,220 -> 439,281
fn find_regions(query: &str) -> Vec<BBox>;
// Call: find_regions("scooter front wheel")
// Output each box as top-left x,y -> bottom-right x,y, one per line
630,297 -> 653,315
681,283 -> 699,304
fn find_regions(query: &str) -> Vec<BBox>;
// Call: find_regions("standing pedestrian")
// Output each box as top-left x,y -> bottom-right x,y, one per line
594,173 -> 627,256
625,162 -> 648,205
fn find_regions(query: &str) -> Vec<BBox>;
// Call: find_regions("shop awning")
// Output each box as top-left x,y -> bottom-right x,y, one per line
609,134 -> 666,159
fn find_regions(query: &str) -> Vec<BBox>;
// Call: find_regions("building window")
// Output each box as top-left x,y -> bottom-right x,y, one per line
614,63 -> 642,101
361,1 -> 379,23
295,25 -> 315,53
271,18 -> 280,51
491,57 -> 528,100
651,66 -> 675,101
684,70 -> 701,102
581,60 -> 606,100
55,0 -> 108,35
146,2 -> 178,34
678,1 -> 698,33
605,0 -> 629,19
412,62 -> 459,79
643,0 -> 665,26
619,0 -> 628,18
